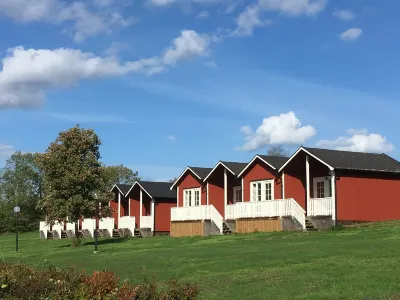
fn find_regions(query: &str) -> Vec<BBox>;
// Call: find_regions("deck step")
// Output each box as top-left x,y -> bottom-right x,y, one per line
46,231 -> 54,239
222,222 -> 234,235
112,229 -> 122,238
134,229 -> 143,238
61,231 -> 68,239
305,220 -> 319,232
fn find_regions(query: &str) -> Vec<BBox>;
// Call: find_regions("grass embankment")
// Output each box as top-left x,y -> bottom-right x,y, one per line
1,222 -> 400,299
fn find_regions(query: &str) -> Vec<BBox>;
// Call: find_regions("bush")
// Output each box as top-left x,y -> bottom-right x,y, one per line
0,261 -> 199,300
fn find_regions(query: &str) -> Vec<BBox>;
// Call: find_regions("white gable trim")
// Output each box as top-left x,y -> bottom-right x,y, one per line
203,161 -> 235,182
132,181 -> 153,199
170,167 -> 202,190
278,147 -> 334,173
237,155 -> 277,178
110,184 -> 126,195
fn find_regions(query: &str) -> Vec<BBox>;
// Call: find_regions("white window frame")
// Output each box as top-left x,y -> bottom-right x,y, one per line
183,188 -> 201,207
233,186 -> 242,204
250,180 -> 274,202
313,177 -> 331,198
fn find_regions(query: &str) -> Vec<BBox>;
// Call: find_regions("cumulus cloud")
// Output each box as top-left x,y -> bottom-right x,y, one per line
0,0 -> 132,41
0,144 -> 15,158
238,111 -> 316,151
316,129 -> 394,153
333,9 -> 355,21
340,28 -> 363,41
166,135 -> 177,141
0,30 -> 211,109
163,30 -> 210,66
233,0 -> 326,36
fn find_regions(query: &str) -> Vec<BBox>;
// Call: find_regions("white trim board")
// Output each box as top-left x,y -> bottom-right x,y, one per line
203,161 -> 235,182
237,155 -> 277,178
170,167 -> 203,190
110,184 -> 127,195
278,147 -> 334,173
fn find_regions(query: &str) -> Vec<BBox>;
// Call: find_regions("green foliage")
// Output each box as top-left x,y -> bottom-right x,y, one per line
0,152 -> 43,233
0,262 -> 199,300
37,125 -> 111,244
102,164 -> 140,187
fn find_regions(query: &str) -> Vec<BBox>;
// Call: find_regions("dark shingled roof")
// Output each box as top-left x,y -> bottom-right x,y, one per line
115,184 -> 132,195
304,147 -> 400,173
220,161 -> 248,175
139,181 -> 176,199
189,167 -> 213,180
258,155 -> 289,169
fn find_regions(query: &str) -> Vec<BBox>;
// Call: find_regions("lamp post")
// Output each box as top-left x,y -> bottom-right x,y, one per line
14,205 -> 20,252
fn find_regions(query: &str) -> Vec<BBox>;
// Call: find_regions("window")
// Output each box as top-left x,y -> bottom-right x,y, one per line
251,180 -> 274,202
313,177 -> 332,198
233,186 -> 242,203
184,188 -> 201,207
316,181 -> 325,198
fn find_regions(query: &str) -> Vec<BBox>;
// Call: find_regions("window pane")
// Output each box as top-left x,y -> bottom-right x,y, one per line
252,184 -> 257,201
265,183 -> 272,200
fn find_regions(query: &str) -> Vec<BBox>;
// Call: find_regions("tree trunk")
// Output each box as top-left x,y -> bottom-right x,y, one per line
72,221 -> 81,247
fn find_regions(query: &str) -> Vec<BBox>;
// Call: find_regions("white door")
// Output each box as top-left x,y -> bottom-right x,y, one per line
251,180 -> 274,201
313,177 -> 331,198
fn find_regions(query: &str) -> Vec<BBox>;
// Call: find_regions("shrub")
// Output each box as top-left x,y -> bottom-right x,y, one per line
0,261 -> 199,300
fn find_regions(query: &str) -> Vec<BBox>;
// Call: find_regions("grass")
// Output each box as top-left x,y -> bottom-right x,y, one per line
1,222 -> 400,299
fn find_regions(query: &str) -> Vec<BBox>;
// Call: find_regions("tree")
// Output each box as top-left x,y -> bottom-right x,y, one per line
102,165 -> 139,188
0,152 -> 43,233
267,146 -> 290,157
168,177 -> 178,183
37,125 -> 110,246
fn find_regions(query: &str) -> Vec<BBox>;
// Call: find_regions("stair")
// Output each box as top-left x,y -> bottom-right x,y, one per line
222,222 -> 234,235
61,231 -> 68,239
46,231 -> 53,239
134,229 -> 143,238
305,219 -> 318,231
112,229 -> 122,238
94,230 -> 101,238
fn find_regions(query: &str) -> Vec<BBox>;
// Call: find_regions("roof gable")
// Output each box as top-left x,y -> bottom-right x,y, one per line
139,181 -> 177,199
203,161 -> 247,182
110,184 -> 132,196
237,155 -> 289,178
170,166 -> 212,190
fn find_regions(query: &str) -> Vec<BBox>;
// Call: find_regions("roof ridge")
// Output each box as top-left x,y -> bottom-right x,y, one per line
304,146 -> 384,156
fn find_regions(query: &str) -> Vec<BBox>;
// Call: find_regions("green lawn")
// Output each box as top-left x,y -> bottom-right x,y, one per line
1,222 -> 400,299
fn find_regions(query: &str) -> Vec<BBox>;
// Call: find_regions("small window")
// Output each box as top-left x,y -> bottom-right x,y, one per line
250,180 -> 274,202
233,187 -> 242,203
183,188 -> 201,207
316,181 -> 324,198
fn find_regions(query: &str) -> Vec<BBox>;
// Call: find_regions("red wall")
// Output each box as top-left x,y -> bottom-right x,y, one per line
177,172 -> 206,207
154,199 -> 175,232
142,193 -> 151,216
242,160 -> 282,202
336,171 -> 400,221
207,167 -> 224,217
128,186 -> 140,228
284,171 -> 306,210
110,196 -> 119,228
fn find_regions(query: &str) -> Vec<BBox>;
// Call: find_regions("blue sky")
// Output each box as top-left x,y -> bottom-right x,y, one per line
0,0 -> 399,181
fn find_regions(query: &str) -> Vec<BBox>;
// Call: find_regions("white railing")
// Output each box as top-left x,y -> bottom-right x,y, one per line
171,205 -> 223,233
229,199 -> 306,229
82,218 -> 95,238
119,216 -> 136,233
99,217 -> 114,236
309,197 -> 333,216
39,221 -> 50,239
66,222 -> 76,233
52,221 -> 63,239
226,204 -> 236,220
140,216 -> 153,230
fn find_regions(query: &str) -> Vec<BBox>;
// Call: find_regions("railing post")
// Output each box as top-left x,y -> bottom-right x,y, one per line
224,169 -> 227,219
331,170 -> 336,223
306,155 -> 310,216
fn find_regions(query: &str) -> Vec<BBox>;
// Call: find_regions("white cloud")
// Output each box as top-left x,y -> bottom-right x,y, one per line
0,144 -> 15,158
196,10 -> 210,18
233,0 -> 326,36
163,30 -> 210,66
238,111 -> 316,151
104,42 -> 131,56
317,130 -> 394,153
333,9 -> 355,21
166,135 -> 177,141
339,28 -> 363,41
0,0 -> 131,41
0,30 -> 211,109
150,0 -> 177,6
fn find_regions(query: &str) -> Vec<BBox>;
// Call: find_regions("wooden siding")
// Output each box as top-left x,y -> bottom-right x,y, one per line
170,220 -> 204,237
235,218 -> 282,233
154,199 -> 175,232
242,158 -> 282,202
177,172 -> 207,206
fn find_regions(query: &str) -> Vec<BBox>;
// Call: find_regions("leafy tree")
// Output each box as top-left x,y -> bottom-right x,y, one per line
267,146 -> 290,157
0,152 -> 43,233
168,177 -> 178,183
37,125 -> 110,246
103,165 -> 139,187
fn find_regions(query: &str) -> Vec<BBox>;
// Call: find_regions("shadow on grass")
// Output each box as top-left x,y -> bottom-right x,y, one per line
58,237 -> 128,248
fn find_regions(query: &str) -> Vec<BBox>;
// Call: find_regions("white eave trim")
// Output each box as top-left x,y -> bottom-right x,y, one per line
237,155 -> 277,178
131,181 -> 153,199
170,167 -> 202,190
278,147 -> 334,173
110,184 -> 125,195
203,161 -> 235,182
